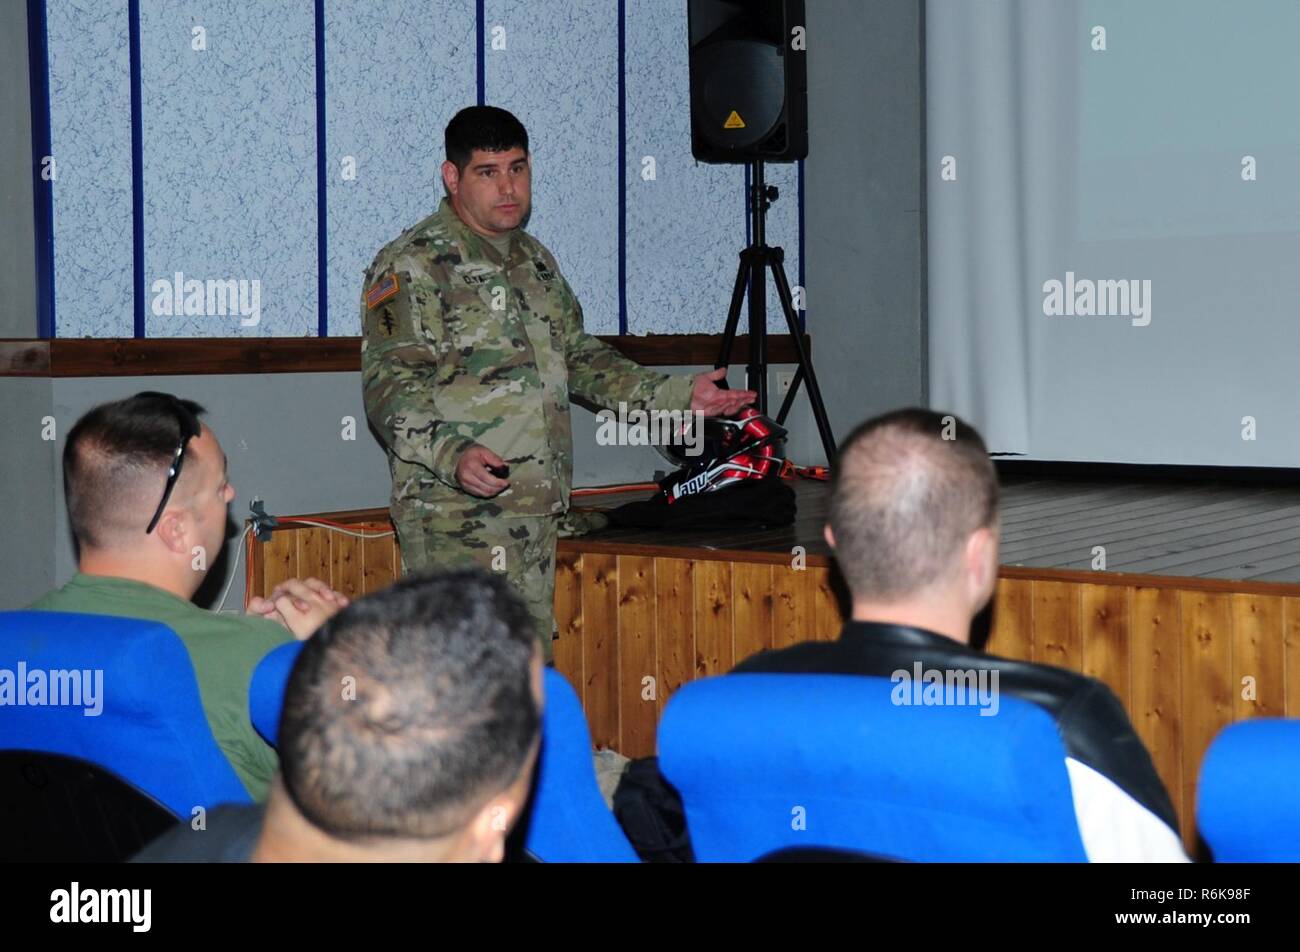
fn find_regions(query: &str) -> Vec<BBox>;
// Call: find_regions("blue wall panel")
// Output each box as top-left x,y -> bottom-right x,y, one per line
624,0 -> 799,336
484,0 -> 620,334
40,0 -> 797,340
46,0 -> 135,338
138,0 -> 318,337
625,0 -> 740,336
324,0 -> 476,337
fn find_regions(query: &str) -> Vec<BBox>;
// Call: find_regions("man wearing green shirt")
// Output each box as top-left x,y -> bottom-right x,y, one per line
30,392 -> 346,801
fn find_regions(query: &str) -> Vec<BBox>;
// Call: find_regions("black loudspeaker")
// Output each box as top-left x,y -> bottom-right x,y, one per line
688,0 -> 807,163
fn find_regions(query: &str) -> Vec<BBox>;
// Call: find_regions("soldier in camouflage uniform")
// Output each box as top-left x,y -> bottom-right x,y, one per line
361,107 -> 754,661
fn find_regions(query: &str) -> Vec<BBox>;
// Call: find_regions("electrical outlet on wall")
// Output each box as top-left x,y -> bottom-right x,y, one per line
776,371 -> 795,396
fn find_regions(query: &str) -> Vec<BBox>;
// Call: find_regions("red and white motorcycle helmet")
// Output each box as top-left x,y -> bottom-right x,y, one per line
659,408 -> 788,503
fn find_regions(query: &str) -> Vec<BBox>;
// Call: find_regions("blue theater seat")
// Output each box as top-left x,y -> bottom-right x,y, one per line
521,668 -> 638,862
1198,718 -> 1300,862
249,640 -> 304,747
0,610 -> 250,818
658,673 -> 1088,862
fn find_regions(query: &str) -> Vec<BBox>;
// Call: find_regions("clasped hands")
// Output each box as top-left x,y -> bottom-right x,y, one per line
247,576 -> 350,639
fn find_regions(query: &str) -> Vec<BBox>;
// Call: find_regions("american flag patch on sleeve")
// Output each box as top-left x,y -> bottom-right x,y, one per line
365,273 -> 400,309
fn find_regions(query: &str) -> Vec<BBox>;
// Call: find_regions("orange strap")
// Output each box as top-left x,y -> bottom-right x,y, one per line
571,482 -> 661,497
780,460 -> 831,481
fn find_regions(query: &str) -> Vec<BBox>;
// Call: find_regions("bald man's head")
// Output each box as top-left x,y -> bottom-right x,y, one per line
63,393 -> 210,551
828,408 -> 999,601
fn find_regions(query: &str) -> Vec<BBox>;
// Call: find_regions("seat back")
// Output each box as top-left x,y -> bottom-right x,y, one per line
0,610 -> 251,817
1199,718 -> 1300,862
519,668 -> 638,862
249,640 -> 304,747
658,673 -> 1088,862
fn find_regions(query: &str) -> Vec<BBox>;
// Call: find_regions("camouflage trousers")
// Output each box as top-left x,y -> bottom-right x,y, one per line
395,509 -> 559,663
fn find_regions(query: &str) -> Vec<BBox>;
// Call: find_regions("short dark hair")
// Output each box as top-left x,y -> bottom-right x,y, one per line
445,105 -> 529,172
278,569 -> 541,842
63,392 -> 207,549
829,408 -> 999,600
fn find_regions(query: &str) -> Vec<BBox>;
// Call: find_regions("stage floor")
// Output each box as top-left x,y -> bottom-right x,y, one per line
578,475 -> 1300,583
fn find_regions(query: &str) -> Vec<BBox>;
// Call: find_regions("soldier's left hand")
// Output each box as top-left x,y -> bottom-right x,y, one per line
690,367 -> 756,417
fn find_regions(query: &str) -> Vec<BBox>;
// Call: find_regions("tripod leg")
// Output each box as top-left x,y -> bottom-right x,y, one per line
748,252 -> 768,414
769,252 -> 837,463
714,251 -> 753,387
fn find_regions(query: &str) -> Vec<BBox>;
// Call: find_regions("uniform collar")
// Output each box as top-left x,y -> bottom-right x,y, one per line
436,197 -> 519,266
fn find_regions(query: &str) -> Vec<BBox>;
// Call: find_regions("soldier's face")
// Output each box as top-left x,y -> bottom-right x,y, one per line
442,147 -> 531,238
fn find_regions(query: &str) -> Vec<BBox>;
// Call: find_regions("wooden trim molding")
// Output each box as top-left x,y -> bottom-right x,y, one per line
999,564 -> 1300,598
251,505 -> 1300,597
0,334 -> 811,377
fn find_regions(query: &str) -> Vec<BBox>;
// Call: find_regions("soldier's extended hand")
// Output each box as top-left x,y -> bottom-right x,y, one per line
457,444 -> 511,497
690,367 -> 757,418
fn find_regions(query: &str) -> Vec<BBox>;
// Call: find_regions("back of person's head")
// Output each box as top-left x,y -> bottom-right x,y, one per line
829,408 -> 999,606
63,391 -> 208,552
445,105 -> 529,171
276,569 -> 543,862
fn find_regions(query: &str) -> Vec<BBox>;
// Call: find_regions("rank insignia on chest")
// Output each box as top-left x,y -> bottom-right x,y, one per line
533,260 -> 556,282
365,273 -> 400,309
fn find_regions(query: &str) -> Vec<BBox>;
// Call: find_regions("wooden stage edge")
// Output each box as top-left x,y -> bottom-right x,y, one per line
0,333 -> 808,377
247,505 -> 1300,855
253,504 -> 1300,596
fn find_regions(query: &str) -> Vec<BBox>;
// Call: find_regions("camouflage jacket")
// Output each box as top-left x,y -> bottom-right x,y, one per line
361,198 -> 695,519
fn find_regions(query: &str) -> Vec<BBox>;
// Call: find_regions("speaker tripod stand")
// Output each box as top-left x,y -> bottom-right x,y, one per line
715,159 -> 836,463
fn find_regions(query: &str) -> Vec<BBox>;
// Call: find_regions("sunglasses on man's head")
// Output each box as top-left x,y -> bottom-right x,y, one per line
140,392 -> 202,535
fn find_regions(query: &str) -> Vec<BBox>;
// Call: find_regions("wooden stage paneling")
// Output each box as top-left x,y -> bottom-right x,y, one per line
246,477 -> 1300,853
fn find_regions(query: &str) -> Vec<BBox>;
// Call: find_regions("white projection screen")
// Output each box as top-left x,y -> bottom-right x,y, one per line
926,0 -> 1300,466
